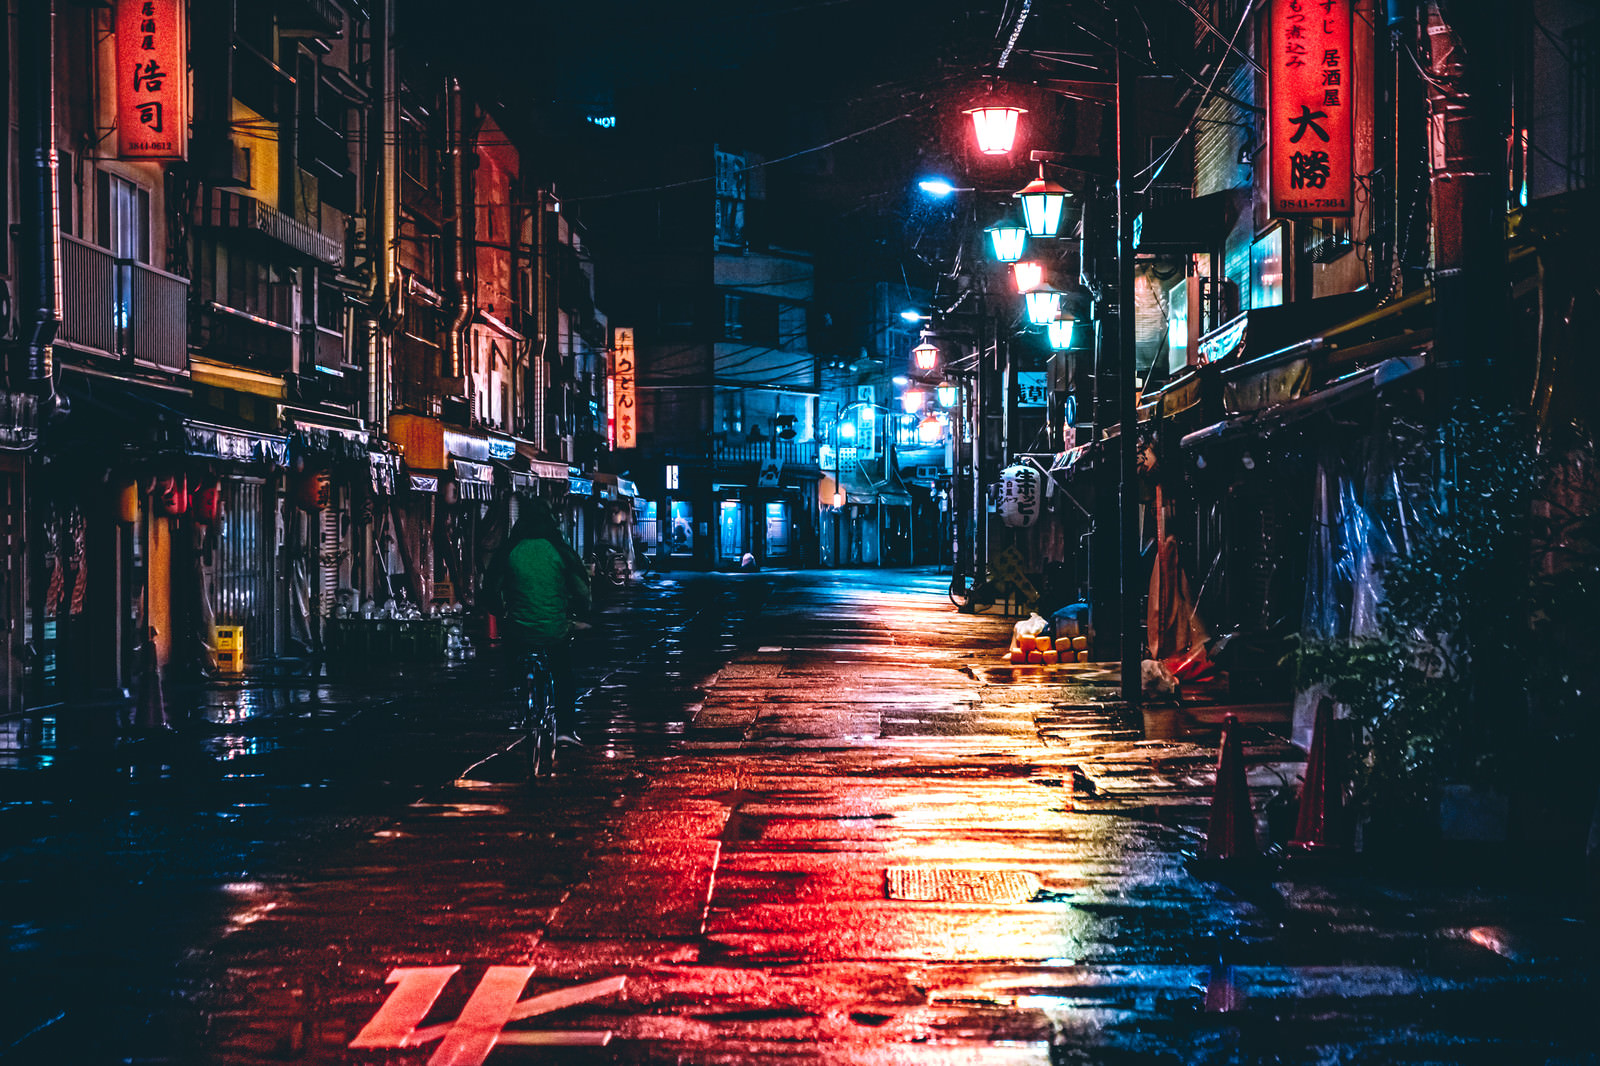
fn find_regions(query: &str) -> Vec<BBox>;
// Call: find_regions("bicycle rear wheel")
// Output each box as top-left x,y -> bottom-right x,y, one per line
524,665 -> 557,777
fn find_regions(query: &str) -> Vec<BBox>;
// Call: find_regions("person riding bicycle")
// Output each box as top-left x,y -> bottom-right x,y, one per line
483,498 -> 591,746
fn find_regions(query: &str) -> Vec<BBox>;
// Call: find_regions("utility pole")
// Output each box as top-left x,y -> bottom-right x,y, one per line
1115,18 -> 1142,708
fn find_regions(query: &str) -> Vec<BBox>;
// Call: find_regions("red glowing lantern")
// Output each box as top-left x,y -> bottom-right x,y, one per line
194,481 -> 224,524
153,474 -> 190,517
293,468 -> 331,512
964,103 -> 1026,155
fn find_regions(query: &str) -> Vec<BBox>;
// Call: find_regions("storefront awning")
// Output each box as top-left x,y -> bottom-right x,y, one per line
452,458 -> 495,501
183,419 -> 288,465
838,465 -> 911,507
370,452 -> 400,495
284,406 -> 370,461
1182,354 -> 1426,449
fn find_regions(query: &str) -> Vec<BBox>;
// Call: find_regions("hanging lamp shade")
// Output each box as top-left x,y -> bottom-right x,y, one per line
985,219 -> 1028,263
1046,316 -> 1075,350
936,382 -> 960,408
916,413 -> 945,444
900,390 -> 926,414
1015,174 -> 1069,237
964,103 -> 1027,155
1011,260 -> 1044,294
1023,286 -> 1065,326
911,336 -> 940,371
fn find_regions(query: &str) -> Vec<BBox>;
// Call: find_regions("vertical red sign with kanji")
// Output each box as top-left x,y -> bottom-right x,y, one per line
116,0 -> 188,160
1269,0 -> 1352,217
613,327 -> 637,450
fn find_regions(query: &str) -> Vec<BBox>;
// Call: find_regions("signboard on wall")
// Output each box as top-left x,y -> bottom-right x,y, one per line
116,0 -> 189,160
1016,372 -> 1047,408
1268,0 -> 1352,218
613,327 -> 637,449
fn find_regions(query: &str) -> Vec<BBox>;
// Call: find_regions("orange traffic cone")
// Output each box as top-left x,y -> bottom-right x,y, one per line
1204,714 -> 1257,861
1290,697 -> 1345,851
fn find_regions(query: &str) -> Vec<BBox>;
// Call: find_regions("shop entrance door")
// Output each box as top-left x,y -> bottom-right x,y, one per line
718,500 -> 746,565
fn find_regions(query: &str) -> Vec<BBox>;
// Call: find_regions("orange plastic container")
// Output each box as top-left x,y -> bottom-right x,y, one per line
1035,636 -> 1053,652
1077,650 -> 1091,662
1042,650 -> 1059,664
1010,650 -> 1028,664
1017,635 -> 1036,652
1028,650 -> 1043,664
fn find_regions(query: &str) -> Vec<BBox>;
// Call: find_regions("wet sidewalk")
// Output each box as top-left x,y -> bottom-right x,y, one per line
3,570 -> 1595,1065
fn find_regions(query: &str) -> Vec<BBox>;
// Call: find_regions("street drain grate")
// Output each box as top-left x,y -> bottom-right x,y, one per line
885,867 -> 1041,904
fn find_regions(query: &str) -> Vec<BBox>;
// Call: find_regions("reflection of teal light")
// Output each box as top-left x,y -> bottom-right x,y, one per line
918,178 -> 956,197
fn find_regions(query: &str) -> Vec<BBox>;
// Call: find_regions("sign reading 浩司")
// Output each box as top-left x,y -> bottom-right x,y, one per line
1269,0 -> 1352,218
998,463 -> 1041,528
116,0 -> 188,160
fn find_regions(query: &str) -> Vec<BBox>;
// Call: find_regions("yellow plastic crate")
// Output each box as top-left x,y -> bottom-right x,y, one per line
214,625 -> 245,674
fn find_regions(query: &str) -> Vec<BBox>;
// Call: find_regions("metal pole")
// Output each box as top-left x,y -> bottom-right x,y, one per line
1115,27 -> 1142,707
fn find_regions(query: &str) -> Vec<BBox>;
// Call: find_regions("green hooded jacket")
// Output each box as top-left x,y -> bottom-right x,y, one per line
484,500 -> 591,642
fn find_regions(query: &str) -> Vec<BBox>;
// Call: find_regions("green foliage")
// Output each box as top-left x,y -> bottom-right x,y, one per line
1285,401 -> 1598,822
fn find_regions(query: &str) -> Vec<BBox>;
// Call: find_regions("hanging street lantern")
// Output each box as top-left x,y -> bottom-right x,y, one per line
1015,170 -> 1069,238
1023,286 -> 1065,326
936,381 -> 960,408
1011,260 -> 1044,294
964,103 -> 1027,155
1046,316 -> 1075,350
911,334 -> 940,372
985,218 -> 1028,263
900,390 -> 926,414
998,462 -> 1042,527
916,413 -> 945,445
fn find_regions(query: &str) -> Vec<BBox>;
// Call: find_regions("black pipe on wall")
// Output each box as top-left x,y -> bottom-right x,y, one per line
16,0 -> 60,405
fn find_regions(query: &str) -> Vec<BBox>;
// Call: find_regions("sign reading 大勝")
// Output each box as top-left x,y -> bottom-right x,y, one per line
1268,0 -> 1353,218
758,457 -> 784,487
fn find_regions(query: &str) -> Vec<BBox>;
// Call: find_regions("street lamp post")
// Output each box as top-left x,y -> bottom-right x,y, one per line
1114,21 -> 1140,708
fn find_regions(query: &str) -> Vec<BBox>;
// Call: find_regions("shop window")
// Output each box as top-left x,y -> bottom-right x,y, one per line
723,294 -> 744,340
1250,225 -> 1285,309
668,500 -> 694,554
765,501 -> 790,557
719,500 -> 745,561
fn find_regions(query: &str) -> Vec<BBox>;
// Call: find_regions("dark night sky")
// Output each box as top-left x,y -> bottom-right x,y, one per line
406,1 -> 1115,340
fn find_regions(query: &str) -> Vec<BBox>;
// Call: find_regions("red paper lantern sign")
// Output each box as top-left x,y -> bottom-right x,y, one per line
194,481 -> 224,524
153,474 -> 190,517
294,469 -> 332,512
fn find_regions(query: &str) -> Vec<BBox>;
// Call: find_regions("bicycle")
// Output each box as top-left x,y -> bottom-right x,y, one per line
585,546 -> 629,587
517,647 -> 557,777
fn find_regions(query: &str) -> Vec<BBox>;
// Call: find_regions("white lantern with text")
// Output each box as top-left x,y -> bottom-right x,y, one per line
998,463 -> 1041,528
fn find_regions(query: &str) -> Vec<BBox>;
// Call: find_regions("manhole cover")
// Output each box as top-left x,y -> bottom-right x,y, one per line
884,867 -> 1041,903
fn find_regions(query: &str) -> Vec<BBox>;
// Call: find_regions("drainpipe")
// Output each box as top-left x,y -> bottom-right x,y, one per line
363,0 -> 398,435
443,78 -> 473,381
16,0 -> 61,410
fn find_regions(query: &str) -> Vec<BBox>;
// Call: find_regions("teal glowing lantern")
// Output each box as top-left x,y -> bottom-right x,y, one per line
985,218 -> 1028,263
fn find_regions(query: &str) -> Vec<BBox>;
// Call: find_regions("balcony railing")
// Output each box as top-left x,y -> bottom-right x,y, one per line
306,324 -> 344,372
199,302 -> 296,374
58,235 -> 190,371
121,260 -> 189,371
59,235 -> 116,356
710,439 -> 820,468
